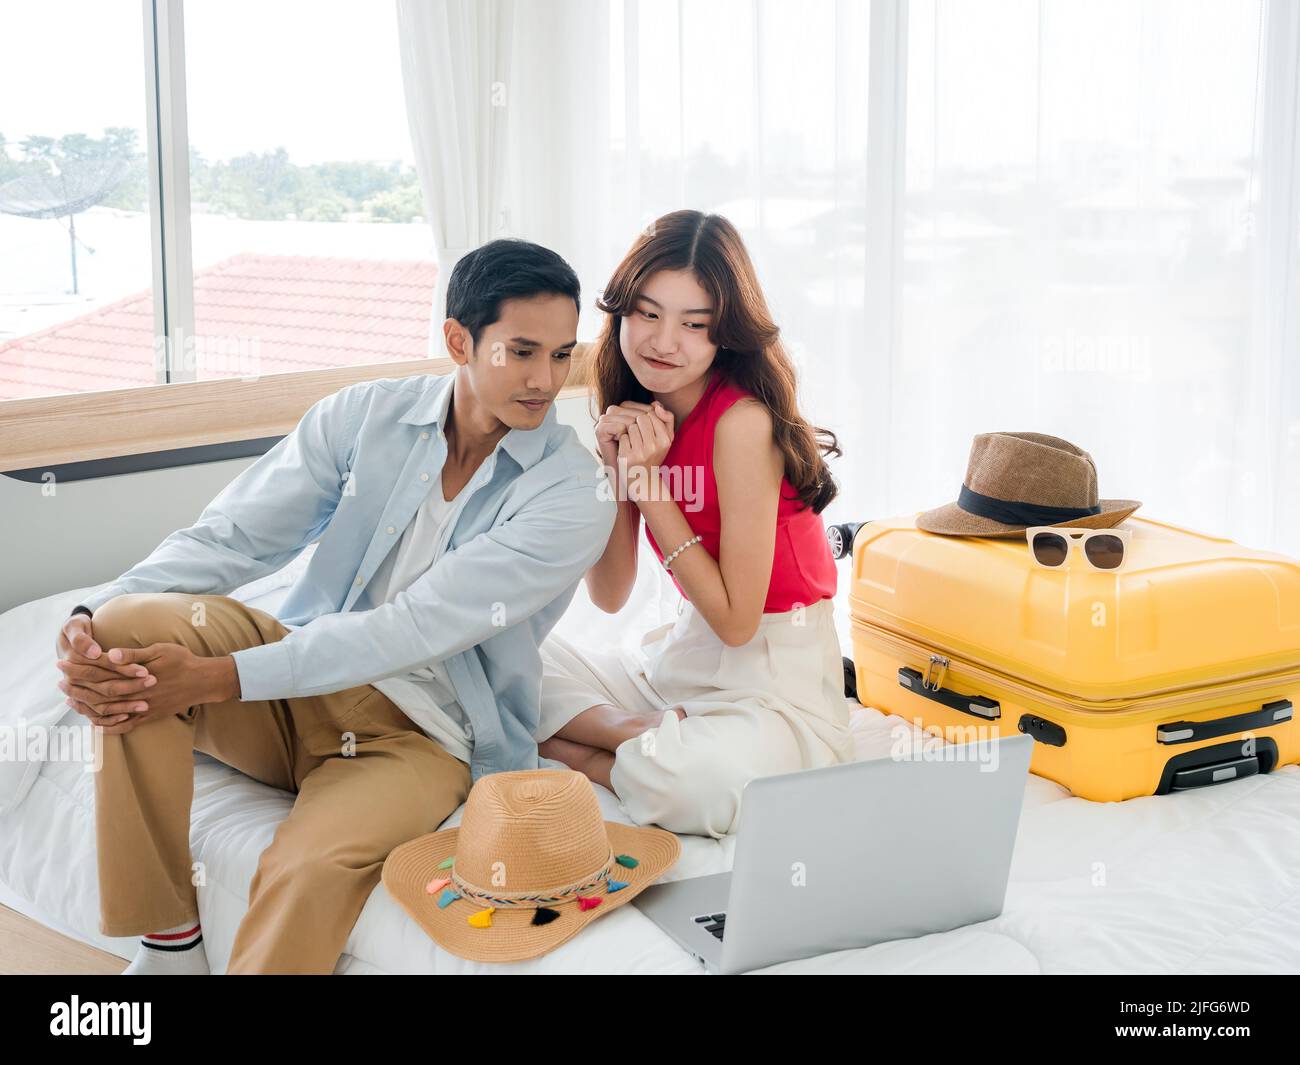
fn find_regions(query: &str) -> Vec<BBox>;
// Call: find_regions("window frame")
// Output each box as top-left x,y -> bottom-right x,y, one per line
146,0 -> 195,385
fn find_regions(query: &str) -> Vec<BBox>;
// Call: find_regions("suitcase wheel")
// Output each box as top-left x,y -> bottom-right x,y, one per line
827,521 -> 868,560
842,656 -> 858,700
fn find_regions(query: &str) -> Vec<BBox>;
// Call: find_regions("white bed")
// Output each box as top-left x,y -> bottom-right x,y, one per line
3,550 -> 1299,974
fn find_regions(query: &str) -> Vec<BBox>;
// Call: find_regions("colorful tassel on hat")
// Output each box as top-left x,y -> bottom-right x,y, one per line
437,857 -> 455,870
437,888 -> 461,909
425,876 -> 451,894
607,879 -> 629,892
576,895 -> 602,912
468,906 -> 495,928
615,854 -> 639,869
531,907 -> 560,926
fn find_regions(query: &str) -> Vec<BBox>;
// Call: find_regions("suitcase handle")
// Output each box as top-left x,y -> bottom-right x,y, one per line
1170,755 -> 1259,790
1156,737 -> 1279,794
898,666 -> 1001,720
1156,699 -> 1292,745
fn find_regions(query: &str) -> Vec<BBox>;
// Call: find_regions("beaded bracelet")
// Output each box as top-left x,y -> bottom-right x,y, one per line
662,533 -> 703,571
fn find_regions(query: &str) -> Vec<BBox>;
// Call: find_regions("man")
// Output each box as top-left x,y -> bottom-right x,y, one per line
52,239 -> 616,974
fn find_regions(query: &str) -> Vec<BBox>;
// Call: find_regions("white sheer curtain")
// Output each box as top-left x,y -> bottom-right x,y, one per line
900,0 -> 1299,556
397,0 -> 1300,565
396,0 -> 688,633
396,0 -> 623,337
396,0 -> 517,339
590,0 -> 882,544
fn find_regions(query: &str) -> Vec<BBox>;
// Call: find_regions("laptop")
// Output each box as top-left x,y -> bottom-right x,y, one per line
632,733 -> 1034,973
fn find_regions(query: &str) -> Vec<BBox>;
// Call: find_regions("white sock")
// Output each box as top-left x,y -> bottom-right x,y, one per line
122,919 -> 209,975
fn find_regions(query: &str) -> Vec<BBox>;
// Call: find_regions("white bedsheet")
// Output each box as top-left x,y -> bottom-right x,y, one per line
3,554 -> 1299,974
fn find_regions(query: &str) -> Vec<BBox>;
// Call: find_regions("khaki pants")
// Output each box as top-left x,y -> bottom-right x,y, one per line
89,592 -> 471,974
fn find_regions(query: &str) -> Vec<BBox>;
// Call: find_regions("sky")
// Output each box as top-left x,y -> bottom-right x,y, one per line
0,0 -> 415,166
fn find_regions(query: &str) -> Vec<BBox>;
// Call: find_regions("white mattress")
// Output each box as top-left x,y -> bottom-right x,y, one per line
3,551 -> 1299,974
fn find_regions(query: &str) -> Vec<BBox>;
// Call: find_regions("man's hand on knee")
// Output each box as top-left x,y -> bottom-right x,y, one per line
56,613 -> 159,728
56,613 -> 152,678
62,642 -> 241,735
58,657 -> 159,727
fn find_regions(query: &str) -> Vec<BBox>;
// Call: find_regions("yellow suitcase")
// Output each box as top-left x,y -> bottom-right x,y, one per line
835,514 -> 1300,802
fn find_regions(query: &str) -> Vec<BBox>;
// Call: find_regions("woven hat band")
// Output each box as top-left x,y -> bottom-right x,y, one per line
451,853 -> 615,908
957,484 -> 1102,527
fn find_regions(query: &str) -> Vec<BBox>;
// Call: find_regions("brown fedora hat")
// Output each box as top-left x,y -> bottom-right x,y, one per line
915,431 -> 1141,539
382,769 -> 680,963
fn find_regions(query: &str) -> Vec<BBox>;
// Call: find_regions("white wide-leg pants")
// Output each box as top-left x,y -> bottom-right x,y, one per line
538,597 -> 854,838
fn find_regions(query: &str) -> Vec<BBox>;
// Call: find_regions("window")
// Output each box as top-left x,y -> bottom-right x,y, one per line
0,0 -> 438,405
0,1 -> 154,400
182,0 -> 436,383
899,0 -> 1267,528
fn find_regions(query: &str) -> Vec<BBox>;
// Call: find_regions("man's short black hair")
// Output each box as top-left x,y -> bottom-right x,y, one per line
445,238 -> 581,348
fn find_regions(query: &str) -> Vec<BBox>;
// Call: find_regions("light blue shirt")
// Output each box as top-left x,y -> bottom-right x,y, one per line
77,372 -> 617,781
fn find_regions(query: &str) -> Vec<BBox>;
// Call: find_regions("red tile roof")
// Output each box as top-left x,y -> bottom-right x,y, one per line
0,253 -> 438,400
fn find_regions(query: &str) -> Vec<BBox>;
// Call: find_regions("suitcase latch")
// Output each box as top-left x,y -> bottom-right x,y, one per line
922,654 -> 950,692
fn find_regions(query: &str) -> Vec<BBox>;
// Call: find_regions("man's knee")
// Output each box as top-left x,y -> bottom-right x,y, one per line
90,593 -> 177,648
92,592 -> 245,651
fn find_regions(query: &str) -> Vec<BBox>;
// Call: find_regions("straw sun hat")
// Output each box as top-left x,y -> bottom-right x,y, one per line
915,431 -> 1141,539
382,769 -> 681,963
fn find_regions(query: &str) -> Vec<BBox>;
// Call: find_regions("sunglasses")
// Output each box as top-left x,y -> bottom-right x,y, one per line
1026,526 -> 1131,571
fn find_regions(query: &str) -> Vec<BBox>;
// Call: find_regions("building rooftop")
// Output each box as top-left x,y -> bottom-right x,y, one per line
0,253 -> 438,400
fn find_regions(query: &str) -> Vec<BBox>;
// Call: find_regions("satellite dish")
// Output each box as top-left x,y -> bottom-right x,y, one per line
0,156 -> 130,294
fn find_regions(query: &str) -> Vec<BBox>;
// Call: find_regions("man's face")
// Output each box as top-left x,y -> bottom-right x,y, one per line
450,293 -> 579,431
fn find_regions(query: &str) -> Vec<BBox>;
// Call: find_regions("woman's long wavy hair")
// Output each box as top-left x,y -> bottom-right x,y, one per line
590,209 -> 840,512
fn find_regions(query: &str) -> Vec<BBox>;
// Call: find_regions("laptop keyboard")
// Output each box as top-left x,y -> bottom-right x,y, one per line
693,913 -> 727,940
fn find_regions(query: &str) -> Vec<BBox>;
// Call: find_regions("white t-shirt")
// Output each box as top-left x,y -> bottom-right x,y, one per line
361,470 -> 474,764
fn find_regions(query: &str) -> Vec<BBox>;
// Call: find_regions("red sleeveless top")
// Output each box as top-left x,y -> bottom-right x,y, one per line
644,368 -> 837,612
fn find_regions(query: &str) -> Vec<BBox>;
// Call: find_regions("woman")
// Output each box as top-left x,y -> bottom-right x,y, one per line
537,209 -> 853,838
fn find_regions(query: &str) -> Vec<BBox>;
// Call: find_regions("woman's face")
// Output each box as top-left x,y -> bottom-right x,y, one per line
619,268 -> 718,393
